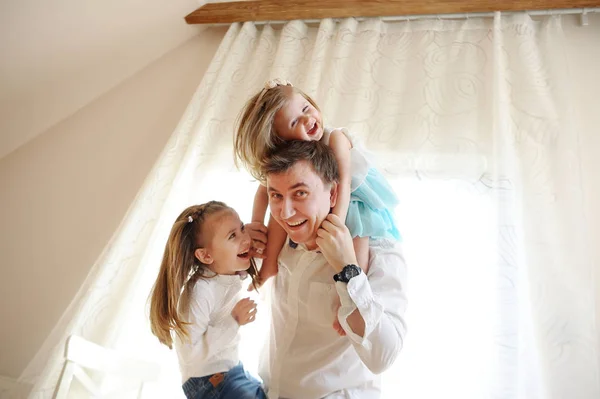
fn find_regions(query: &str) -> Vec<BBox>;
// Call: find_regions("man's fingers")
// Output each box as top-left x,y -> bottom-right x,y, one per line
320,219 -> 334,232
246,223 -> 268,243
316,228 -> 328,238
250,247 -> 266,259
325,213 -> 344,227
246,222 -> 268,234
254,224 -> 268,234
250,233 -> 267,245
252,240 -> 266,252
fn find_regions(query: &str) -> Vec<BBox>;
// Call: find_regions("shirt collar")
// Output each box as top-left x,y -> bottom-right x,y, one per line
288,238 -> 321,253
204,269 -> 246,286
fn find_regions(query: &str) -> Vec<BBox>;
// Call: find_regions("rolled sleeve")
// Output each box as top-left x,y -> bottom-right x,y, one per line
335,246 -> 408,374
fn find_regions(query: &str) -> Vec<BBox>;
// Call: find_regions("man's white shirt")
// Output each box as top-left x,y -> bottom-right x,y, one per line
259,239 -> 408,398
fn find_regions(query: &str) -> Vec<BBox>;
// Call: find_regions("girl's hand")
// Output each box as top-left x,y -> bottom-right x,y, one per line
245,222 -> 267,259
231,298 -> 258,326
316,214 -> 358,273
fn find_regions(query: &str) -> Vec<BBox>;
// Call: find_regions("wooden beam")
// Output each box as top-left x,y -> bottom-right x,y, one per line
185,0 -> 600,24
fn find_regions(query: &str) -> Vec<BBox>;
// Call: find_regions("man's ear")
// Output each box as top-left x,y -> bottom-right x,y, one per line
194,248 -> 213,264
329,182 -> 338,209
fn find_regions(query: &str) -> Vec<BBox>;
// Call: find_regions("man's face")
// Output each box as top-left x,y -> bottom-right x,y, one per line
267,160 -> 337,250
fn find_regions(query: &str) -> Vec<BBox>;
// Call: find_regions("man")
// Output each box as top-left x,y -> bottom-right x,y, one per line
249,140 -> 407,398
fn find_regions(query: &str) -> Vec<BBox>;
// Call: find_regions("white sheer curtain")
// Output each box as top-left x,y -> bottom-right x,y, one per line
25,13 -> 599,399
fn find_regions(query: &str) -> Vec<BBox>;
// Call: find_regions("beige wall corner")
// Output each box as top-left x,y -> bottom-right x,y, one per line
0,26 -> 227,378
0,375 -> 32,398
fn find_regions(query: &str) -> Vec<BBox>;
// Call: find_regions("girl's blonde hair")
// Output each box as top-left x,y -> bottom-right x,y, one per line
148,201 -> 259,349
234,82 -> 321,183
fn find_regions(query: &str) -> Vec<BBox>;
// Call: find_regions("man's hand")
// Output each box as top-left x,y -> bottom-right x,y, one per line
316,214 -> 358,273
245,222 -> 268,259
231,298 -> 258,325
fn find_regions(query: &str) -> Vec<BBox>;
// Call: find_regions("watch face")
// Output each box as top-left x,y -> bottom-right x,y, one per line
344,264 -> 360,281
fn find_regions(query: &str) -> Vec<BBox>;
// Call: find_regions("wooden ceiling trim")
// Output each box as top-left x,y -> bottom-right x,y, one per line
185,0 -> 600,24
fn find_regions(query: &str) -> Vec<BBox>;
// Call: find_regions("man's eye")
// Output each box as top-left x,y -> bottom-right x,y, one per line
296,191 -> 307,197
229,233 -> 236,239
270,193 -> 282,200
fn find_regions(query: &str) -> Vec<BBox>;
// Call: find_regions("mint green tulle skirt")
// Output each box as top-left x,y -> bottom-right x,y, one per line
346,167 -> 401,241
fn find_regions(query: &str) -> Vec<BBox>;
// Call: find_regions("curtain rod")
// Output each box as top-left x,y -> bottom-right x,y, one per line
206,7 -> 599,27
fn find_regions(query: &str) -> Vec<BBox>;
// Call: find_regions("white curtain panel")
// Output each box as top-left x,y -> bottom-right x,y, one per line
24,13 -> 599,399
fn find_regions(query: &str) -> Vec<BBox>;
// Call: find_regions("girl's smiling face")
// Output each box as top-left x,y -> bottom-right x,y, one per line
195,209 -> 251,275
274,91 -> 323,142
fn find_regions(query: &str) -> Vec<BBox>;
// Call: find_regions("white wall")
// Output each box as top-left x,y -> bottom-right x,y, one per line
0,27 -> 227,378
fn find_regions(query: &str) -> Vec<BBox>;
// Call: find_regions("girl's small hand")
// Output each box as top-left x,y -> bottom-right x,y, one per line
316,214 -> 358,273
245,222 -> 268,259
231,297 -> 258,326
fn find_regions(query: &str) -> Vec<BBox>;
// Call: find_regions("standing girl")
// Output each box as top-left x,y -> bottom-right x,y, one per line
149,201 -> 266,399
234,79 -> 400,334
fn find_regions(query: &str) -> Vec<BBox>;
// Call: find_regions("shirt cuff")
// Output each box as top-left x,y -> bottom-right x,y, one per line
335,273 -> 384,345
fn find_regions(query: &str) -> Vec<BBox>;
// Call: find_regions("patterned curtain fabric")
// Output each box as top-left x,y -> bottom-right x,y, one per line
25,13 -> 598,399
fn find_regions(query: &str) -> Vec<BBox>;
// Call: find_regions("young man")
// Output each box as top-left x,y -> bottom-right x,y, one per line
249,140 -> 408,398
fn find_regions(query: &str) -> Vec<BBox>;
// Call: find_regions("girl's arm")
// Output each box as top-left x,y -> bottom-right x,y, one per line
251,184 -> 286,285
260,216 -> 286,281
328,129 -> 353,221
252,184 -> 269,223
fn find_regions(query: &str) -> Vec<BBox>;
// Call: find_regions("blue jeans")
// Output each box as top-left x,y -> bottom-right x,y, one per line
182,363 -> 267,399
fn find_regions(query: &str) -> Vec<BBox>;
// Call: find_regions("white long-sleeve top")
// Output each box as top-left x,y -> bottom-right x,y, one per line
258,239 -> 408,398
174,274 -> 243,383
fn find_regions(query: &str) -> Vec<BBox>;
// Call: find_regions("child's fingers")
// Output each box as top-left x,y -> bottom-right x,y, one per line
239,306 -> 258,324
238,299 -> 257,313
247,307 -> 258,322
234,298 -> 253,311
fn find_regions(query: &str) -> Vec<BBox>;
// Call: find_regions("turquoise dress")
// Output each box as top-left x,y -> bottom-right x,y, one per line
323,128 -> 401,241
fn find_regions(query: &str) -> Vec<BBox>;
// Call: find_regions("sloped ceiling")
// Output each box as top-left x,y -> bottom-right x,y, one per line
0,0 -> 225,159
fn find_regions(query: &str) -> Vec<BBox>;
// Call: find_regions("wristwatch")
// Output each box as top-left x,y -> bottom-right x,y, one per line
333,264 -> 362,283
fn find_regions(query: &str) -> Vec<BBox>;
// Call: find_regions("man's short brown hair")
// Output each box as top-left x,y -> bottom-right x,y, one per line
263,140 -> 339,185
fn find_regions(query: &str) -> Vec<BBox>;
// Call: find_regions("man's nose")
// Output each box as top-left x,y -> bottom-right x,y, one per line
280,198 -> 295,219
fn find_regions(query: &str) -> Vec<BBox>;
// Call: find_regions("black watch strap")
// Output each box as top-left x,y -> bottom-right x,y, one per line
333,264 -> 362,283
